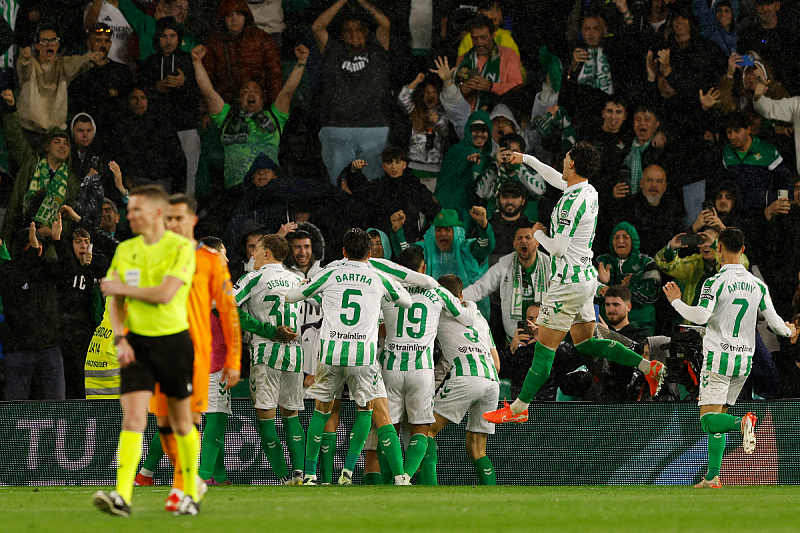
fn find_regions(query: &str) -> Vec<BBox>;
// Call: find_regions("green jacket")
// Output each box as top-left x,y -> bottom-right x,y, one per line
0,111 -> 80,255
118,0 -> 199,60
434,110 -> 493,232
595,221 -> 660,334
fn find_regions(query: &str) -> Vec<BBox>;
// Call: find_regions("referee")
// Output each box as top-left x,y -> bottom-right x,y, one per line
92,185 -> 200,517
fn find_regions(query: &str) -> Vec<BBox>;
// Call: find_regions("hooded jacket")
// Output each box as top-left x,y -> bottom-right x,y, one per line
284,222 -> 326,279
0,108 -> 80,255
434,110 -> 493,230
367,227 -> 392,261
595,221 -> 661,334
69,113 -> 122,209
203,0 -> 282,104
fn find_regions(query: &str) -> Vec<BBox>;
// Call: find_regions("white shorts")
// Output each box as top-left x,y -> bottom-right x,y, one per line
383,368 -> 435,425
250,364 -> 305,411
698,369 -> 749,406
206,370 -> 231,415
538,279 -> 598,332
434,375 -> 499,435
307,363 -> 384,407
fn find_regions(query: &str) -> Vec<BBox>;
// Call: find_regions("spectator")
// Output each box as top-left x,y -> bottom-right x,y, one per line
716,52 -> 788,116
462,225 -> 550,341
612,164 -> 685,258
456,1 -> 522,72
284,227 -> 324,279
54,226 -> 108,399
397,72 -> 448,191
116,0 -> 199,61
0,91 -> 80,253
693,0 -> 738,56
59,201 -> 122,260
16,25 -> 102,144
595,222 -> 661,335
69,23 -> 135,135
229,221 -> 267,282
370,146 -> 440,244
193,43 -> 308,190
69,114 -> 129,210
620,105 -> 668,196
84,0 -> 134,68
367,228 -> 389,260
0,1 -> 17,91
486,180 -> 532,266
390,207 -> 494,316
203,0 -> 282,105
313,0 -> 393,182
761,175 -> 800,318
475,133 -> 546,224
497,303 -> 540,398
722,111 -> 791,214
139,17 -> 202,195
583,96 -> 630,200
0,223 -> 64,400
753,74 -> 800,174
687,180 -> 743,234
106,86 -> 186,192
454,14 -> 522,112
601,285 -> 650,345
435,110 -> 492,231
737,0 -> 799,92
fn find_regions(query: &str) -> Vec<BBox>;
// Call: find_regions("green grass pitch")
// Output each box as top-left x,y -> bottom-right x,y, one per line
4,485 -> 800,532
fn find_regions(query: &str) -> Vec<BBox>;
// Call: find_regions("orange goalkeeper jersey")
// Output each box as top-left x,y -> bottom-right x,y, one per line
188,245 -> 241,373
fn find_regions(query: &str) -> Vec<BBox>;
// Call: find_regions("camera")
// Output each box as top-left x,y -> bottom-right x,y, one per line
661,325 -> 704,397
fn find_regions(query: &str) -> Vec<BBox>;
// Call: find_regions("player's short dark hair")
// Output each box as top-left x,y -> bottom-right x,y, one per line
259,234 -> 289,262
130,184 -> 168,205
469,14 -> 495,33
200,236 -> 224,251
605,285 -> 632,303
569,141 -> 601,179
438,274 -> 464,298
398,245 -> 425,273
289,230 -> 313,244
168,193 -> 197,215
718,227 -> 745,253
381,145 -> 407,163
725,112 -> 751,132
72,227 -> 91,242
343,228 -> 371,260
499,133 -> 526,152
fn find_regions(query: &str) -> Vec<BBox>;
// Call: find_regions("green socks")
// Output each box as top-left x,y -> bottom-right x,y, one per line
378,447 -> 393,485
417,436 -> 438,486
344,410 -> 373,472
304,410 -> 332,476
519,342 -> 556,403
377,424 -> 404,477
212,445 -> 228,483
575,337 -> 643,368
706,432 -> 726,480
199,413 -> 227,481
319,431 -> 337,484
362,472 -> 383,485
141,429 -> 164,473
404,433 -> 428,477
283,415 -> 306,472
116,430 -> 143,503
473,455 -> 496,485
700,412 -> 742,434
257,418 -> 289,479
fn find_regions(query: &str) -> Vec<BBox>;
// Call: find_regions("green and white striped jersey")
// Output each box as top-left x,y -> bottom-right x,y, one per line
0,0 -> 18,69
549,182 -> 599,284
697,264 -> 781,377
233,264 -> 304,371
380,285 -> 475,371
436,307 -> 498,381
286,260 -> 412,367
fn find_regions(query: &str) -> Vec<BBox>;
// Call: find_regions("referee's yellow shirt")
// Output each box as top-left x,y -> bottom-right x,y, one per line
107,231 -> 196,336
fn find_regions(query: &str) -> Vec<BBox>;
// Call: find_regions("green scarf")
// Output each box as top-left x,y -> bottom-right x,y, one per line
511,253 -> 547,320
533,107 -> 577,153
25,158 -> 69,226
576,47 -> 613,95
624,138 -> 652,194
457,42 -> 501,111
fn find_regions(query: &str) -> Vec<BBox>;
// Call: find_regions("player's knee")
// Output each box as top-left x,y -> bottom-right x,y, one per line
699,413 -> 713,434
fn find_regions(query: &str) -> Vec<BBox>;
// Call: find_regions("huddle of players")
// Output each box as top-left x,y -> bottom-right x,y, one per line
235,227 -> 501,486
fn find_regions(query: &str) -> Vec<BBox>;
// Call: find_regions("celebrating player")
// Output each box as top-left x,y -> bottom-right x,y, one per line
484,143 -> 665,424
234,234 -> 306,485
420,274 -> 499,485
663,228 -> 796,488
286,228 -> 413,485
93,186 -> 199,516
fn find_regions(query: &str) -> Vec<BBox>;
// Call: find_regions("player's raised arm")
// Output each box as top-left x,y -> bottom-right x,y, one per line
285,269 -> 333,303
531,221 -> 571,258
437,285 -> 476,327
368,257 -> 438,289
518,152 -> 566,191
663,280 -> 713,325
759,283 -> 793,337
378,271 -> 412,308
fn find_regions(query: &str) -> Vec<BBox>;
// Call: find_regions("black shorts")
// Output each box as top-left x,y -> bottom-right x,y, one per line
120,330 -> 194,399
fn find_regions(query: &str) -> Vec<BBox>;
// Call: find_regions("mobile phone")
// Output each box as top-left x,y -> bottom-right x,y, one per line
778,189 -> 789,200
702,200 -> 715,212
618,169 -> 631,187
87,244 -> 93,253
680,234 -> 705,247
739,54 -> 755,67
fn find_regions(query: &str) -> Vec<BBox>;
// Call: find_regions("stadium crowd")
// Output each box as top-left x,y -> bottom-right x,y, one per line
1,0 -> 800,410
